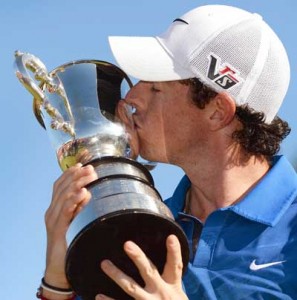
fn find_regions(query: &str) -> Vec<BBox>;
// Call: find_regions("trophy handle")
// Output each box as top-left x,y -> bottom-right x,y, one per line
14,51 -> 75,137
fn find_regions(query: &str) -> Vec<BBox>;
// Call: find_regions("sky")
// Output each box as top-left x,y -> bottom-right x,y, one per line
0,0 -> 296,298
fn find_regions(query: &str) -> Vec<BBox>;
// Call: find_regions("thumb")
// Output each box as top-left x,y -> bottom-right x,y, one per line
162,235 -> 184,284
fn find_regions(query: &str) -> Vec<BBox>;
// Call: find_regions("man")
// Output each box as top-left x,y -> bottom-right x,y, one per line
38,4 -> 297,300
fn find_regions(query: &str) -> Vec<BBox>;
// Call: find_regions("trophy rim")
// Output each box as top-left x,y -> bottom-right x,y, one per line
33,59 -> 134,129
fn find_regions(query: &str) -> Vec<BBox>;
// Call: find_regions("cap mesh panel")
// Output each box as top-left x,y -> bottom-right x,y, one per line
188,17 -> 289,122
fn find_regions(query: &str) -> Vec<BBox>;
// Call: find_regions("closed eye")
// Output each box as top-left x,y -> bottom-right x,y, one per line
151,85 -> 161,92
151,82 -> 161,93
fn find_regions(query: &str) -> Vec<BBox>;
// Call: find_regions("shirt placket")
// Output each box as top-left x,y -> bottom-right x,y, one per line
193,212 -> 226,267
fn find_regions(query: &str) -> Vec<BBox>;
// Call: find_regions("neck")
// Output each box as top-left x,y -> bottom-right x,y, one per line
182,153 -> 270,223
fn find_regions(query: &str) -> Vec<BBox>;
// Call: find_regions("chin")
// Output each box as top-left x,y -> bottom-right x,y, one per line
139,143 -> 169,163
139,150 -> 155,162
139,151 -> 166,164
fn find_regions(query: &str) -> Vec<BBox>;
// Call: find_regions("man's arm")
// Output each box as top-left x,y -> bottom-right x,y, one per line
42,163 -> 98,299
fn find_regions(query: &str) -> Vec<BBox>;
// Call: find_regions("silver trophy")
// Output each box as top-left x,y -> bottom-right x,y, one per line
14,51 -> 189,300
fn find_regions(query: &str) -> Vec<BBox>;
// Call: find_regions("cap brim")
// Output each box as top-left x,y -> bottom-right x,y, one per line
108,36 -> 194,81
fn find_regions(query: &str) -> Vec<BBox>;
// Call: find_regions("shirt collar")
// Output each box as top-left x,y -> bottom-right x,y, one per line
165,175 -> 191,219
228,155 -> 297,226
166,156 -> 297,226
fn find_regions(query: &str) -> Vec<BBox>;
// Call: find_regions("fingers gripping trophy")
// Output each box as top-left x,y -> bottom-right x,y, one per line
14,51 -> 189,300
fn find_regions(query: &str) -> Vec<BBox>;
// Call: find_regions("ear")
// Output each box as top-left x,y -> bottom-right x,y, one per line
208,92 -> 236,130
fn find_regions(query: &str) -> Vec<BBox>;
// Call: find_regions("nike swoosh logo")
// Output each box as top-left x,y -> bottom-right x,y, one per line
173,18 -> 189,25
249,259 -> 286,271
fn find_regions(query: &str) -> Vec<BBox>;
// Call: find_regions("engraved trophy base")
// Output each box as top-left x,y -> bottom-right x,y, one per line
65,157 -> 189,300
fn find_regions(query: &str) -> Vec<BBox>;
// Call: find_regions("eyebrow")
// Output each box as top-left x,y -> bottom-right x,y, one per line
173,18 -> 189,25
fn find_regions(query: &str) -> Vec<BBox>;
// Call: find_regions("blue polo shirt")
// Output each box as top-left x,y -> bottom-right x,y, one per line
165,155 -> 297,299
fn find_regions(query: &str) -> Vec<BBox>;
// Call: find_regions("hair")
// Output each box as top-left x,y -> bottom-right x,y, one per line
180,78 -> 291,160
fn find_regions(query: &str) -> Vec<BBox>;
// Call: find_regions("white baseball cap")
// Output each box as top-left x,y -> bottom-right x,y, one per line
109,5 -> 290,123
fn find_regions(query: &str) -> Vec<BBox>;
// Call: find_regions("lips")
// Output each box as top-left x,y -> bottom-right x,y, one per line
117,100 -> 142,131
132,114 -> 142,130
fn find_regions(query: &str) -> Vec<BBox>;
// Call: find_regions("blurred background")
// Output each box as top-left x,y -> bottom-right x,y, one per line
0,0 -> 296,298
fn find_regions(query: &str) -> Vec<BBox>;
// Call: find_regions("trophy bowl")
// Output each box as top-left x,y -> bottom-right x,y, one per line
14,51 -> 189,300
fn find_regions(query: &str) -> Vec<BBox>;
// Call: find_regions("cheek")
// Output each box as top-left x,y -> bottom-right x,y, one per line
163,107 -> 208,149
139,122 -> 164,148
137,121 -> 168,162
142,105 -> 164,134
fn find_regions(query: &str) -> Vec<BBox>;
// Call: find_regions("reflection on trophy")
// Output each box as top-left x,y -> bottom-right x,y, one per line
14,51 -> 189,300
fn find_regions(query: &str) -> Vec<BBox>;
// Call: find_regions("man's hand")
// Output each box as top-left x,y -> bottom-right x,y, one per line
96,235 -> 188,300
44,163 -> 98,292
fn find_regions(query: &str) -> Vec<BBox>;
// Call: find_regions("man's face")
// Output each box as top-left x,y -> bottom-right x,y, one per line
122,80 -> 209,164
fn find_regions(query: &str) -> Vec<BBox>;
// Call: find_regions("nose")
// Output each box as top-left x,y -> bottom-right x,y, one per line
124,81 -> 146,110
